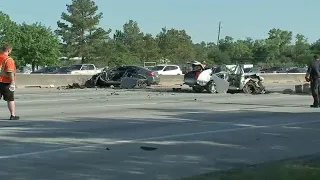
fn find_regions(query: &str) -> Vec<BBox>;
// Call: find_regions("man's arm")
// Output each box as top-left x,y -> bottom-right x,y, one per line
4,59 -> 16,85
305,64 -> 312,81
7,72 -> 15,84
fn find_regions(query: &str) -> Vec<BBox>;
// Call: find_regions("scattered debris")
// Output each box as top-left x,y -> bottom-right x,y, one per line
283,89 -> 294,94
140,146 -> 157,151
110,92 -> 119,95
67,83 -> 85,89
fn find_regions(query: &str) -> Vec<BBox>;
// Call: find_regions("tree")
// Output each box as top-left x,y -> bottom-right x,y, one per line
0,11 -> 22,67
140,33 -> 160,62
17,22 -> 61,71
156,27 -> 195,64
55,0 -> 111,63
265,28 -> 293,64
292,34 -> 312,65
193,41 -> 208,63
114,20 -> 145,63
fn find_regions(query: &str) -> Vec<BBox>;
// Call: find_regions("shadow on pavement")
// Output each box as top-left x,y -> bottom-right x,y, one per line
0,109 -> 319,180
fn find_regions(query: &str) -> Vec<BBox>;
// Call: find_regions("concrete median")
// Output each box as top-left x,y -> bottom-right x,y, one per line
158,73 -> 307,86
260,73 -> 306,84
14,73 -> 307,88
16,74 -> 92,88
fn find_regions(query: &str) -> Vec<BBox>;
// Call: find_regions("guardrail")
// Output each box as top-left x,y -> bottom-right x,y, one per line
14,73 -> 307,88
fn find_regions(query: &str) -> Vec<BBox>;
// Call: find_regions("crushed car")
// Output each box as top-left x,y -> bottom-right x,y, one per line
183,61 -> 265,94
86,65 -> 160,89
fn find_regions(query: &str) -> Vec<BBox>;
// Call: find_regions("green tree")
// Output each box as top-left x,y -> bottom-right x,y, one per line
17,22 -> 61,71
114,20 -> 145,63
55,0 -> 111,63
292,34 -> 312,65
0,11 -> 23,67
252,40 -> 268,65
156,27 -> 195,64
265,28 -> 293,64
193,41 -> 208,63
140,33 -> 160,62
103,40 -> 138,66
310,39 -> 320,55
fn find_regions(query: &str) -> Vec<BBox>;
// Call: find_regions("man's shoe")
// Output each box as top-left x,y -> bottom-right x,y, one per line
310,104 -> 319,108
9,115 -> 20,120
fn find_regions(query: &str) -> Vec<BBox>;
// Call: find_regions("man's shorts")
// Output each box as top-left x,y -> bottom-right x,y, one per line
0,83 -> 14,101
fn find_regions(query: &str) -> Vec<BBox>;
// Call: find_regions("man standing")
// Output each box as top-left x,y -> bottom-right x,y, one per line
0,43 -> 19,120
305,55 -> 320,108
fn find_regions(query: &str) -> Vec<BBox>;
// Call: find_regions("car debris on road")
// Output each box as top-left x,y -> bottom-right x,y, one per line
87,65 -> 160,89
60,65 -> 161,90
183,61 -> 266,94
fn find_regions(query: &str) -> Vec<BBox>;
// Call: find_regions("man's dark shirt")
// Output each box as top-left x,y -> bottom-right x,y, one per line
307,59 -> 320,79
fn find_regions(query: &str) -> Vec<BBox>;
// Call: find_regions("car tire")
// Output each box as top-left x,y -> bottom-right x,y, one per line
205,81 -> 216,93
243,80 -> 257,94
135,79 -> 148,89
192,86 -> 204,93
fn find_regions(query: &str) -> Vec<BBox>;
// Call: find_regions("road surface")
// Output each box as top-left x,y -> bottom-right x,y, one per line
0,88 -> 319,180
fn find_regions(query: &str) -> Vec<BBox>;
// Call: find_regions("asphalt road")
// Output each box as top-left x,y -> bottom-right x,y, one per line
0,88 -> 319,180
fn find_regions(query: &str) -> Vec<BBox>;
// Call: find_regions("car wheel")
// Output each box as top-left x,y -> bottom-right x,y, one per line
135,79 -> 148,89
205,81 -> 216,93
192,86 -> 204,93
243,81 -> 257,94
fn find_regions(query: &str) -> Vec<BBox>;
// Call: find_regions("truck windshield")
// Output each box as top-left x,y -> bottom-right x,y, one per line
70,65 -> 82,70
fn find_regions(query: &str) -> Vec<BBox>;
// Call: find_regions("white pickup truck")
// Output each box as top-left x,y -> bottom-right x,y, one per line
67,64 -> 103,75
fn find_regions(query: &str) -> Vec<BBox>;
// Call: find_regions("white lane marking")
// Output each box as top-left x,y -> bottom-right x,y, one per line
71,118 -> 200,123
14,96 -> 160,103
0,119 -> 320,159
16,99 -> 80,103
1,101 -> 195,112
261,132 -> 285,136
234,124 -> 267,128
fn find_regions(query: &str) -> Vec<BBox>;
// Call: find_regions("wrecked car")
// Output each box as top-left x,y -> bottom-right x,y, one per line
87,65 -> 160,89
183,61 -> 265,94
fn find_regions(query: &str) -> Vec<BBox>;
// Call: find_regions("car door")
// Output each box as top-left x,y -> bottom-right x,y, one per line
169,66 -> 181,75
164,66 -> 177,75
87,65 -> 96,75
78,65 -> 88,74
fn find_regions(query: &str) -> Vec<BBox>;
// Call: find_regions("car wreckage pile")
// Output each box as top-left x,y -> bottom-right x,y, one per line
79,65 -> 160,89
183,61 -> 266,94
68,62 -> 265,95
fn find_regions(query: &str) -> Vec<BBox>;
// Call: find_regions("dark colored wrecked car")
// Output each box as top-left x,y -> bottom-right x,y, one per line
88,65 -> 160,88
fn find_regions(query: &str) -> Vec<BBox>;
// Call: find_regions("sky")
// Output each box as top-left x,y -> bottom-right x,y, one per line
0,0 -> 319,43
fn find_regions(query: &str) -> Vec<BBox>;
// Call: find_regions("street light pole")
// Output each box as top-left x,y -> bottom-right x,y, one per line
217,21 -> 222,46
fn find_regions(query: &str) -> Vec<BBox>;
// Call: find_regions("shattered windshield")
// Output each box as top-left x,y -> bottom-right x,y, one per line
151,66 -> 165,71
213,65 -> 229,73
244,68 -> 251,73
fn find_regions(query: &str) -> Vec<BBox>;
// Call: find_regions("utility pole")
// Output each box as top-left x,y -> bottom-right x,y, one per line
217,21 -> 222,46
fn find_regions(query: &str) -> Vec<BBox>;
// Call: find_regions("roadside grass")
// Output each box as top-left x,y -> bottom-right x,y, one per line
181,155 -> 320,180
